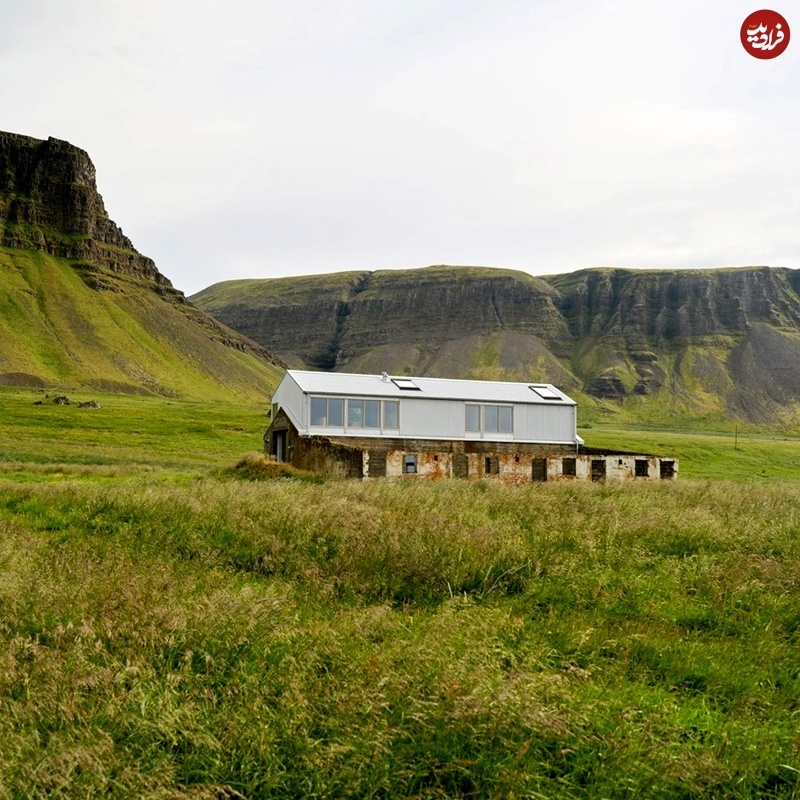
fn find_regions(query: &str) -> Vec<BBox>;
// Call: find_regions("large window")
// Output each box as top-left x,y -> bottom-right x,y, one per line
310,396 -> 399,430
383,401 -> 399,428
310,397 -> 344,427
347,399 -> 364,427
465,404 -> 513,434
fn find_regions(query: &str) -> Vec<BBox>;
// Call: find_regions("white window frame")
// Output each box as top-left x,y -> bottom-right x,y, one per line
310,396 -> 400,432
465,403 -> 514,435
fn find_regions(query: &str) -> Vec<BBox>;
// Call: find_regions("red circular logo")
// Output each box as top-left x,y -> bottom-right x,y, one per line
741,10 -> 790,58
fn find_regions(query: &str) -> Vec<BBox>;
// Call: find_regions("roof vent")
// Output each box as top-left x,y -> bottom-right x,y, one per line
381,371 -> 389,382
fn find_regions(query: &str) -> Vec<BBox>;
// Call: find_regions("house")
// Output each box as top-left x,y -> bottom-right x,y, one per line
264,370 -> 678,482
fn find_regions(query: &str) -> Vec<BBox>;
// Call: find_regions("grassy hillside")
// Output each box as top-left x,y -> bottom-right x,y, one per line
0,246 -> 282,401
3,389 -> 800,797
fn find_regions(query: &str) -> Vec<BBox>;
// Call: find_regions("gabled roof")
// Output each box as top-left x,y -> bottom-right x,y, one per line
283,370 -> 576,405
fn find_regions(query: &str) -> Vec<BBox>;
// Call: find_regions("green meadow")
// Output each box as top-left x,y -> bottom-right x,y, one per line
2,387 -> 800,798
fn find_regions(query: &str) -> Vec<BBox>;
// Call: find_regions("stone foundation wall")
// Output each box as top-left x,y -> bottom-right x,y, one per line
265,417 -> 678,482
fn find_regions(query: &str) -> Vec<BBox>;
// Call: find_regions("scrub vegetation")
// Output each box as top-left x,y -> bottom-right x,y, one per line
2,388 -> 800,798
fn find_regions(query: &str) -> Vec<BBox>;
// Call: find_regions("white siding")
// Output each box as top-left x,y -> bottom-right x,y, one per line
399,398 -> 469,439
272,373 -> 305,430
514,402 -> 575,443
271,372 -> 579,444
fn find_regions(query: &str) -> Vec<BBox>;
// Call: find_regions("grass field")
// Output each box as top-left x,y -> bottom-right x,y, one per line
2,388 -> 800,798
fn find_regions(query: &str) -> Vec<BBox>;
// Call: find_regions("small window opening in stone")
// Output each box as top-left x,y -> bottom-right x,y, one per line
618,459 -> 623,466
433,455 -> 438,462
635,459 -> 649,477
515,456 -> 519,463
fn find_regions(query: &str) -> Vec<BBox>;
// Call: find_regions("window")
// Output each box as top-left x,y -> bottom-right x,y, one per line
530,385 -> 562,401
347,399 -> 364,427
329,399 -> 344,426
635,459 -> 649,477
383,401 -> 399,429
562,457 -> 577,477
465,404 -> 513,434
392,378 -> 421,391
310,397 -> 344,427
312,396 -> 397,430
364,400 -> 380,428
404,454 -> 417,474
311,397 -> 326,426
484,456 -> 499,475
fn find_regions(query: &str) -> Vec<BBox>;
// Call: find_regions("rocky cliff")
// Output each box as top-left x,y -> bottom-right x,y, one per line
0,132 -> 169,285
193,265 -> 800,426
0,131 -> 283,399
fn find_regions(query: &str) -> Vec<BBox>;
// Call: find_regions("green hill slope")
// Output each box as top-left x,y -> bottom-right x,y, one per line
192,264 -> 800,427
0,131 -> 282,401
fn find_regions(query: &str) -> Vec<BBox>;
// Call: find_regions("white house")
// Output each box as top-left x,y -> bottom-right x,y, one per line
265,370 -> 677,482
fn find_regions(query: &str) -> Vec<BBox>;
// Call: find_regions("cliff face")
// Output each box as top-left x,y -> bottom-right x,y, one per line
550,267 -> 800,339
193,264 -> 800,426
0,131 -> 283,399
0,132 -> 168,285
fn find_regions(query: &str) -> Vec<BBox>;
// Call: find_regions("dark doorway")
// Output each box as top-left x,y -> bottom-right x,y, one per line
531,458 -> 547,482
368,452 -> 387,478
660,460 -> 675,479
453,454 -> 469,479
591,459 -> 606,482
273,430 -> 287,462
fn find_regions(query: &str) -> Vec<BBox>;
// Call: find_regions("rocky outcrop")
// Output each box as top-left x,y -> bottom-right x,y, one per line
0,131 -> 285,397
549,267 -> 800,340
0,131 -> 169,286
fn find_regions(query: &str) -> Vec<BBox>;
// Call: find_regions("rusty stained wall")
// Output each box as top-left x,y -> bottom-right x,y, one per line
601,455 -> 661,481
266,419 -> 678,482
384,450 -> 452,479
378,451 -> 677,483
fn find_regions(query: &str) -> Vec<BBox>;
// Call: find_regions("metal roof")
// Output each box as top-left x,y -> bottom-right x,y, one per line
283,370 -> 576,405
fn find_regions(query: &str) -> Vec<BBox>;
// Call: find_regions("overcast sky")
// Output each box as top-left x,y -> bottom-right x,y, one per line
2,0 -> 798,295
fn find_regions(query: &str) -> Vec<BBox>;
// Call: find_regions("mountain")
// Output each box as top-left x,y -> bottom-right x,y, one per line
191,265 -> 800,426
0,131 -> 283,400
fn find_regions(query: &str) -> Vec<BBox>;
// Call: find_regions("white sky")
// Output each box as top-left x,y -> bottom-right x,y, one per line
2,0 -> 798,294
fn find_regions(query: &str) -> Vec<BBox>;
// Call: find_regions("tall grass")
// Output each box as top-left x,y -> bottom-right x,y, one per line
3,478 -> 800,797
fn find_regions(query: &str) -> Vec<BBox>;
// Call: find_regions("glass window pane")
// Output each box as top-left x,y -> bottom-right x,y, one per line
347,399 -> 363,427
311,397 -> 327,426
499,406 -> 513,432
383,401 -> 399,428
365,400 -> 380,428
466,404 -> 480,431
484,405 -> 499,432
328,398 -> 344,426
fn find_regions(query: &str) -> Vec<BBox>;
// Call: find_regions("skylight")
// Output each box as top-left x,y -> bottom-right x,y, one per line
392,378 -> 421,391
530,385 -> 562,400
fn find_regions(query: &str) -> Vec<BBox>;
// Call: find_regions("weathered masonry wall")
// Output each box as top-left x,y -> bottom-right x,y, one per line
265,415 -> 678,482
375,451 -> 677,482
